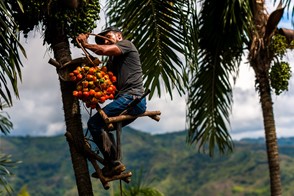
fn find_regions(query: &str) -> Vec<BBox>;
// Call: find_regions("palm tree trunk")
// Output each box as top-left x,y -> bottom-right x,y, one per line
52,39 -> 94,195
257,68 -> 282,195
250,1 -> 282,195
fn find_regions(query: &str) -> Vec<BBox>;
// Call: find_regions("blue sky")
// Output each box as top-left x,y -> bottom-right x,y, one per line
3,0 -> 294,140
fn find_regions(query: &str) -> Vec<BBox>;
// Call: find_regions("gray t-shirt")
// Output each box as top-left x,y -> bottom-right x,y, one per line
107,40 -> 144,97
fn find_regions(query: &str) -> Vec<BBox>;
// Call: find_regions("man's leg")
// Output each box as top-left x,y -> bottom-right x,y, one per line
88,94 -> 146,176
122,97 -> 147,127
87,112 -> 117,163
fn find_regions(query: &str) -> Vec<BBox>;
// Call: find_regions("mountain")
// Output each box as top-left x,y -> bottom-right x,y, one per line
2,127 -> 294,196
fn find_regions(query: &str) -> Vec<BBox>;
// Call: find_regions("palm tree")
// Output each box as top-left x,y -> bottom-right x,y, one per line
49,24 -> 94,196
104,0 -> 294,195
5,0 -> 102,195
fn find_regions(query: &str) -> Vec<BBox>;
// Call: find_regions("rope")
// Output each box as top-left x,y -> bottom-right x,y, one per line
75,37 -> 95,66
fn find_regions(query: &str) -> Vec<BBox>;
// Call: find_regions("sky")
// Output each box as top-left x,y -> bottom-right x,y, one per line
3,1 -> 294,140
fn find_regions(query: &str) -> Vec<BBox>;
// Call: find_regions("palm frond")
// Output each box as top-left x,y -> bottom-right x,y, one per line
179,1 -> 199,90
121,169 -> 164,196
186,0 -> 252,156
0,104 -> 13,135
0,1 -> 25,108
105,0 -> 188,99
0,153 -> 20,196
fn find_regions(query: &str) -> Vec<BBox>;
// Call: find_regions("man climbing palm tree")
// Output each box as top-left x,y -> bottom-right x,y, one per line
77,26 -> 146,177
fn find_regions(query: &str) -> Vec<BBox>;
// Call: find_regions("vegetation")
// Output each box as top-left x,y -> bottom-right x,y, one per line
1,0 -> 294,195
0,154 -> 17,195
105,1 -> 294,194
0,2 -> 25,194
0,106 -> 20,196
117,169 -> 164,196
2,128 -> 294,196
6,1 -> 103,194
9,0 -> 100,45
0,0 -> 25,108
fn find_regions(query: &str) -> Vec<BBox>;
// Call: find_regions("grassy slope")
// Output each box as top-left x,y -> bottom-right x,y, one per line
1,128 -> 294,196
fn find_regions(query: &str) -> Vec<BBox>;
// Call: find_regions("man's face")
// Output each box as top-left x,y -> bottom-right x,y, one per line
103,31 -> 122,45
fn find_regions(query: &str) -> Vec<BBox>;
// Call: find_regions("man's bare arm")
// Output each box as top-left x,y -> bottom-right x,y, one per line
83,43 -> 122,56
77,33 -> 121,56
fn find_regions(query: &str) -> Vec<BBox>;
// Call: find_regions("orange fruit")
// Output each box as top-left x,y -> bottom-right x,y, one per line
73,91 -> 79,97
107,86 -> 114,94
89,89 -> 96,96
73,70 -> 79,75
76,73 -> 83,80
109,94 -> 114,99
101,66 -> 107,72
82,81 -> 89,88
89,67 -> 95,75
94,91 -> 102,98
111,76 -> 117,83
99,96 -> 106,103
83,91 -> 90,98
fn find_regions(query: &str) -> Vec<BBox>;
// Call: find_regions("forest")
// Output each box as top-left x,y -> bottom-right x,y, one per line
2,127 -> 294,195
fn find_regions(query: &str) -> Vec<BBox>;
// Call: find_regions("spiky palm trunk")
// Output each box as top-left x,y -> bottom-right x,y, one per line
51,30 -> 94,195
250,0 -> 282,195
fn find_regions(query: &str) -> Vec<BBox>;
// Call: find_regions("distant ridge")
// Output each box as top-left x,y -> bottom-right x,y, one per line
2,127 -> 294,196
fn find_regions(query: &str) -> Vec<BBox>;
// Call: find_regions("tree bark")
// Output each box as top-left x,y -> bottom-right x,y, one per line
52,39 -> 94,195
249,1 -> 282,195
258,70 -> 282,196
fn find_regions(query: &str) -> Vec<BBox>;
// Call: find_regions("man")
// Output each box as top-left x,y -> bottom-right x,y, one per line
77,26 -> 146,177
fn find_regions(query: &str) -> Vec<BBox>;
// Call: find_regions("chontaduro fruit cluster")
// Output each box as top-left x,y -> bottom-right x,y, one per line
68,64 -> 117,109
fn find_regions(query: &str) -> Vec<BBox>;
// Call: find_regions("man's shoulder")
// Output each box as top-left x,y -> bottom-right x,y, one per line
117,39 -> 133,46
116,40 -> 138,53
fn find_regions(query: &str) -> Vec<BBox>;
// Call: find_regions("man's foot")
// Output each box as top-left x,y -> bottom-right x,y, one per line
91,161 -> 126,178
103,160 -> 126,177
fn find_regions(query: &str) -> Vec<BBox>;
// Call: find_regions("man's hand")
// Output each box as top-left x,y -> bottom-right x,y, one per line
76,33 -> 122,56
77,33 -> 89,47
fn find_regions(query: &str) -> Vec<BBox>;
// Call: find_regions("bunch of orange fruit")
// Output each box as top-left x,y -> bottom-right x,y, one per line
68,64 -> 117,109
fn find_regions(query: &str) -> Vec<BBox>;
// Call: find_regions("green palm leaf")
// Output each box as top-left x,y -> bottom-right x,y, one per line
0,153 -> 20,196
0,0 -> 25,108
105,0 -> 188,99
119,169 -> 164,196
186,0 -> 252,156
0,111 -> 13,135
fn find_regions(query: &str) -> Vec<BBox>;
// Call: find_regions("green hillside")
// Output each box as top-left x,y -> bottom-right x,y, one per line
1,128 -> 294,196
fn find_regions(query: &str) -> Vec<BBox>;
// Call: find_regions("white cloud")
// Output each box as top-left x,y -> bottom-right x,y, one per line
231,88 -> 263,131
46,122 -> 65,136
